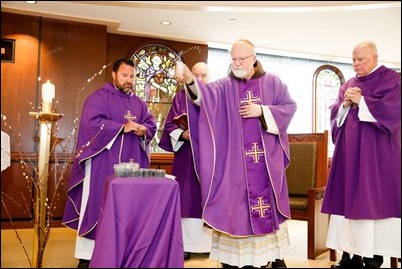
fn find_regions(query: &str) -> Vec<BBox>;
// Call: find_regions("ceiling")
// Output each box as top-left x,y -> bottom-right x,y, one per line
1,1 -> 401,68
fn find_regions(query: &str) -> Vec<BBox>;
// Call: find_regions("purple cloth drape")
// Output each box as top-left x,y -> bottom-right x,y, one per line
89,176 -> 184,268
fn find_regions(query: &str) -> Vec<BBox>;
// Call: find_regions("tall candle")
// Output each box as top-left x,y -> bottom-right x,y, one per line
42,80 -> 55,102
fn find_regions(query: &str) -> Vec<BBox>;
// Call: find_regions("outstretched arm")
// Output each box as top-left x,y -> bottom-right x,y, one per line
175,62 -> 198,99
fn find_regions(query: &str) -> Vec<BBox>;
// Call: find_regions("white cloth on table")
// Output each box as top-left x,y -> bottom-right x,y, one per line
1,130 -> 11,172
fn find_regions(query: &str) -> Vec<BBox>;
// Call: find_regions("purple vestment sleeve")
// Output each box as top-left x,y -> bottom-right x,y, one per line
159,89 -> 203,218
322,66 -> 401,219
187,73 -> 297,236
62,83 -> 157,239
159,89 -> 187,152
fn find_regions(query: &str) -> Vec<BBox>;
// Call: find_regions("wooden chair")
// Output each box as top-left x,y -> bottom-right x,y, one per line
286,131 -> 336,261
390,257 -> 399,268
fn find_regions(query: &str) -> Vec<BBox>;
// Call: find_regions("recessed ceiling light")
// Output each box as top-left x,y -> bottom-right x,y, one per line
24,1 -> 37,4
229,19 -> 237,23
161,20 -> 171,25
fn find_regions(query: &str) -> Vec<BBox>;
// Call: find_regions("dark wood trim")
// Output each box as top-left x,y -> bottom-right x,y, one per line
150,152 -> 174,165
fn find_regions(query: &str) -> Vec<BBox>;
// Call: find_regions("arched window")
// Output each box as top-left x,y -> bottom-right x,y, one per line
131,44 -> 182,152
312,64 -> 345,155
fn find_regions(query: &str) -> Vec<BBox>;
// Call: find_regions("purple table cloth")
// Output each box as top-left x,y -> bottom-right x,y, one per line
89,176 -> 184,268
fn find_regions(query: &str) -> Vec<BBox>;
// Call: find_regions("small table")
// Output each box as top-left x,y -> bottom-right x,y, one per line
89,176 -> 184,268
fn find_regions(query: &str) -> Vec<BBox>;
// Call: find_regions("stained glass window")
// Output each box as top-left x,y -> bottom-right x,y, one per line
131,44 -> 182,152
313,65 -> 345,155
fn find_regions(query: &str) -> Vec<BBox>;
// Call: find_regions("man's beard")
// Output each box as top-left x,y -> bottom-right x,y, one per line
118,83 -> 133,94
121,87 -> 133,94
232,67 -> 248,78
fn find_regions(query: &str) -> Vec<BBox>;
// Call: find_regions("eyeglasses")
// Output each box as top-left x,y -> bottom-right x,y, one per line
231,55 -> 254,64
193,73 -> 209,79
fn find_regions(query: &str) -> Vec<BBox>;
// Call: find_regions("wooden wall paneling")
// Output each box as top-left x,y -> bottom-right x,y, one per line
1,156 -> 35,220
1,12 -> 40,223
1,12 -> 109,226
37,17 -> 108,217
1,12 -> 40,153
40,17 -> 107,154
38,18 -> 107,218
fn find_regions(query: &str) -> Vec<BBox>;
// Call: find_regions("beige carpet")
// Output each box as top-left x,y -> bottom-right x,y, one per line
1,220 -> 397,268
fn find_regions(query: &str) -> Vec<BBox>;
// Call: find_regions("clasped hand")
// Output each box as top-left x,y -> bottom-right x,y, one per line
239,103 -> 263,118
343,87 -> 362,108
124,121 -> 147,136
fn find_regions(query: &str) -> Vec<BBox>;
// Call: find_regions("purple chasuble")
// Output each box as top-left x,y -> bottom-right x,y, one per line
62,82 -> 157,239
322,66 -> 401,219
186,63 -> 297,236
159,89 -> 203,218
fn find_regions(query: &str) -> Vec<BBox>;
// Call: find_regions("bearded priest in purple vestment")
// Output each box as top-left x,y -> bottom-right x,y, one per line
175,39 -> 297,268
62,59 -> 157,268
322,41 -> 401,268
